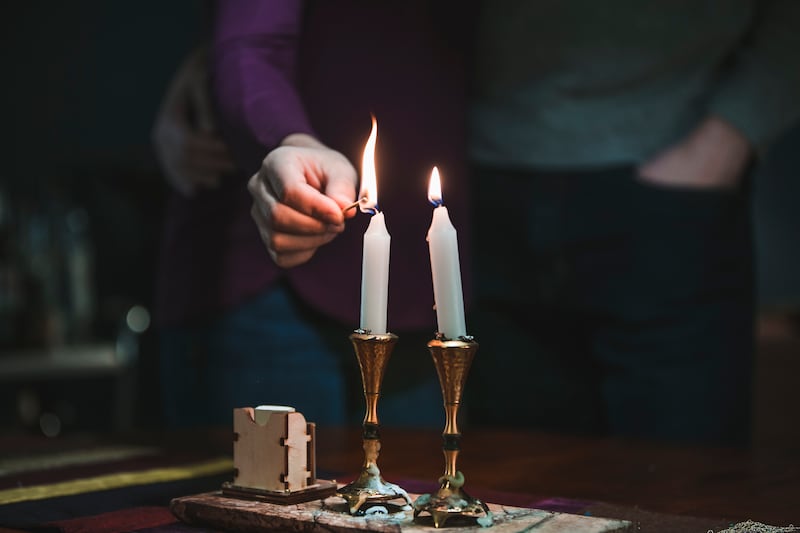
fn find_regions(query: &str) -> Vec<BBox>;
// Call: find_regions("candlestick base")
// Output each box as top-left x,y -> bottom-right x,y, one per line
413,472 -> 491,529
336,332 -> 412,515
337,444 -> 412,515
413,338 -> 493,528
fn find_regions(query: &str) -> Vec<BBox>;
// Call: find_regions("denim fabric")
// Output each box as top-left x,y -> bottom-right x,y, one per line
467,165 -> 754,445
160,283 -> 443,429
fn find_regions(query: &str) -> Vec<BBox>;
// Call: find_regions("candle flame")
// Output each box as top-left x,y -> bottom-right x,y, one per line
427,166 -> 443,206
359,116 -> 378,214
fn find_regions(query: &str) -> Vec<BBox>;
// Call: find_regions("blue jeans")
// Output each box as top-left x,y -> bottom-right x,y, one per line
467,165 -> 754,445
160,283 -> 443,428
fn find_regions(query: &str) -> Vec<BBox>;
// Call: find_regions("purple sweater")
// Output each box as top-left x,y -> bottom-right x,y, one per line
156,1 -> 471,331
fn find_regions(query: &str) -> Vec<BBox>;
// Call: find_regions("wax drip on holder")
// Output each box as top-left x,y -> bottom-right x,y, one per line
336,331 -> 412,515
413,335 -> 493,528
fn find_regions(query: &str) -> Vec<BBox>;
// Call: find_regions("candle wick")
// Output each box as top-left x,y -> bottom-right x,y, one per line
364,197 -> 380,215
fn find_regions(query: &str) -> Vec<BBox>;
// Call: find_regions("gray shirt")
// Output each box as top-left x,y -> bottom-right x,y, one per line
470,0 -> 800,169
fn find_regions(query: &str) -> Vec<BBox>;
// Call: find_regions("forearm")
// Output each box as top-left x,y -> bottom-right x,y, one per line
281,133 -> 327,150
708,0 -> 800,153
211,0 -> 315,173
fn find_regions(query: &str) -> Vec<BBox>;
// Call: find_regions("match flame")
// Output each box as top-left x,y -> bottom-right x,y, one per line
359,116 -> 378,213
427,166 -> 443,206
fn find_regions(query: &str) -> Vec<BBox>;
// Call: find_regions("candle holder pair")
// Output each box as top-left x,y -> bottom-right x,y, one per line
337,330 -> 493,528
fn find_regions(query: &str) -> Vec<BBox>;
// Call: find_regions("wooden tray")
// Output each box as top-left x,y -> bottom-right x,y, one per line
171,491 -> 631,532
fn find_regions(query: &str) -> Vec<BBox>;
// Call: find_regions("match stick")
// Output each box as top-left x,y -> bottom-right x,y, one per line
342,197 -> 367,214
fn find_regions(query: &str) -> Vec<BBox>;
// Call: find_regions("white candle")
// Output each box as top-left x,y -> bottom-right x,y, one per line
427,167 -> 466,339
360,212 -> 390,333
358,116 -> 390,333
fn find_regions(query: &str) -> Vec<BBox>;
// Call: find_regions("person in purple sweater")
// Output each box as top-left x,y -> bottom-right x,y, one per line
154,1 -> 471,428
157,1 -> 798,444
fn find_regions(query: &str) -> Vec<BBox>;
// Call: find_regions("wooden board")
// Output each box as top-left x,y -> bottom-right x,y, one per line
171,491 -> 631,532
221,480 -> 337,504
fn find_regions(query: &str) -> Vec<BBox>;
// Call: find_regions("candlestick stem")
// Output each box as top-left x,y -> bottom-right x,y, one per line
336,332 -> 412,515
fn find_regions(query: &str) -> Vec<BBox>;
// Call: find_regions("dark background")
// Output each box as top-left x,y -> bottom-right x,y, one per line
0,2 -> 798,438
0,2 -> 204,432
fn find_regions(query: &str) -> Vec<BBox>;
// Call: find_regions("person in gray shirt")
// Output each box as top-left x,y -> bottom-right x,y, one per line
467,1 -> 799,444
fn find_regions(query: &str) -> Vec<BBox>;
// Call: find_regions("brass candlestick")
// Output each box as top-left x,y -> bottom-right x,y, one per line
413,337 -> 493,528
337,331 -> 412,515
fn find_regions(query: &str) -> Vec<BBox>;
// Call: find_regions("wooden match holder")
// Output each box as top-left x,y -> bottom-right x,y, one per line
221,406 -> 336,504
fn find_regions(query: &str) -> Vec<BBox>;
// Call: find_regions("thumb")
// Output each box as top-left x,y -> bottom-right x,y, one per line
323,159 -> 359,217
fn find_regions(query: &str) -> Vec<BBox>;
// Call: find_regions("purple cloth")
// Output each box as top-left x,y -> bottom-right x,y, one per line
156,0 -> 471,330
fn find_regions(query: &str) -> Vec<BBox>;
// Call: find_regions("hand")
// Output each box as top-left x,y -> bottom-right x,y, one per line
248,134 -> 358,268
152,48 -> 236,196
637,116 -> 752,190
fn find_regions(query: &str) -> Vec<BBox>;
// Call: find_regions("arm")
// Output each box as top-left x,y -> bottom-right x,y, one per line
213,0 -> 357,267
213,0 -> 314,165
707,0 -> 800,152
640,1 -> 800,189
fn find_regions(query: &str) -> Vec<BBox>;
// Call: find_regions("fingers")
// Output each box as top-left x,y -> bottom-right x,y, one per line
185,143 -> 236,175
181,165 -> 221,189
321,157 -> 360,219
186,133 -> 235,165
253,182 -> 344,235
152,45 -> 237,195
263,148 -> 355,226
250,171 -> 345,232
153,104 -> 237,195
265,157 -> 344,226
247,144 -> 358,267
250,203 -> 339,268
173,132 -> 236,192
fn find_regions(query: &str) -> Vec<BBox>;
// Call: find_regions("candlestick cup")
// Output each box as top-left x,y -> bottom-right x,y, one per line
413,337 -> 492,528
337,331 -> 412,515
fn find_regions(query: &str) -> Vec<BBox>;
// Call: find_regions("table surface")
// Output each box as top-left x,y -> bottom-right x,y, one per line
1,426 -> 798,532
315,427 -> 800,524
